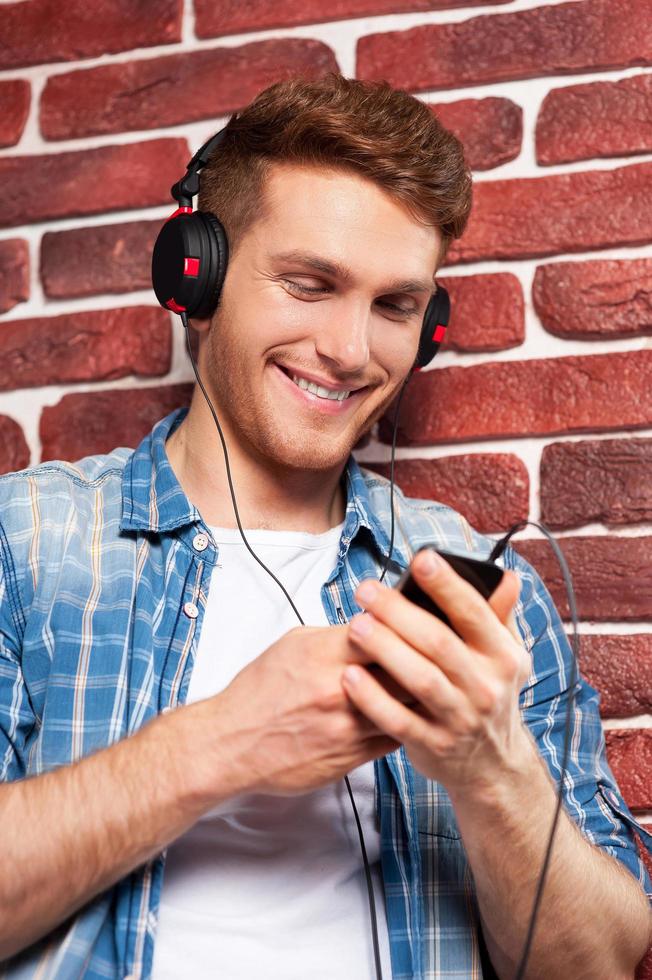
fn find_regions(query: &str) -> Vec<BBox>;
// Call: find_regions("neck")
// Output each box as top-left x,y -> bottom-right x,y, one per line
165,390 -> 347,533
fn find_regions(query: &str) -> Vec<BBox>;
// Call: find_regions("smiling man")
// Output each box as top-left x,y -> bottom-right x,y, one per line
0,76 -> 650,980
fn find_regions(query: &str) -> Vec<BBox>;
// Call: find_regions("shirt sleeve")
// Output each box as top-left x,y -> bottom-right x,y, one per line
0,523 -> 35,782
503,545 -> 652,902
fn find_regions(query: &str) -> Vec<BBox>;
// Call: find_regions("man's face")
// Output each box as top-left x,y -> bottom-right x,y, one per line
198,163 -> 441,473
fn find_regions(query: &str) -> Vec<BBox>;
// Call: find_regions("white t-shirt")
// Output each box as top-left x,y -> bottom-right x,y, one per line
152,523 -> 393,979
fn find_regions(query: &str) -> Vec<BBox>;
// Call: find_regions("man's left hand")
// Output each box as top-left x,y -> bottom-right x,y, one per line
343,548 -> 533,798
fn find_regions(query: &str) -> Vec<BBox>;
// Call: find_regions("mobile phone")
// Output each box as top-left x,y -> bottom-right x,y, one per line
396,547 -> 503,634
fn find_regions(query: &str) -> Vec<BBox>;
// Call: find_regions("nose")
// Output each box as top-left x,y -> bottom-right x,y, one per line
314,300 -> 370,375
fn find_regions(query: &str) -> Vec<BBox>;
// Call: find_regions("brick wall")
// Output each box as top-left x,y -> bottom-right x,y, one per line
1,0 -> 651,969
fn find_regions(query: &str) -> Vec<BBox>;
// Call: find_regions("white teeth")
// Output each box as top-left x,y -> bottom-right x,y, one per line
291,373 -> 351,401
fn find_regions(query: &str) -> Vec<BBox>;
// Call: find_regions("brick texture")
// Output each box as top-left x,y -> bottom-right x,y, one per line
379,351 -> 652,446
431,97 -> 522,171
194,0 -> 514,38
40,40 -> 339,141
0,0 -> 181,70
532,258 -> 652,339
514,536 -> 652,621
357,0 -> 652,93
0,79 -> 30,148
444,161 -> 652,264
540,438 -> 652,529
0,140 -> 189,230
0,416 -> 30,476
605,729 -> 652,811
576,634 -> 652,718
40,385 -> 193,462
536,73 -> 652,165
41,221 -> 161,299
0,239 -> 29,314
0,308 -> 171,393
439,273 -> 524,351
362,454 -> 528,533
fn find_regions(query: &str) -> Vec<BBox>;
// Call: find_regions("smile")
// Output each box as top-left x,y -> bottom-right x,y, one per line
290,374 -> 351,401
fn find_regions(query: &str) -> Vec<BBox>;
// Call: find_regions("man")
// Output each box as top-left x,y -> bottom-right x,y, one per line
0,76 -> 650,980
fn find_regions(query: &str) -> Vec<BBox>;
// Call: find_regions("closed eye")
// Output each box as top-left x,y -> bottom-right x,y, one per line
282,279 -> 418,317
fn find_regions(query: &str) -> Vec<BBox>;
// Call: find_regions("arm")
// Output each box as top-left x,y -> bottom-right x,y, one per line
448,724 -> 652,980
0,698 -> 243,961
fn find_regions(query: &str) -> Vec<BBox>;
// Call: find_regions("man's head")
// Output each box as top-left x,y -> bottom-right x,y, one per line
191,75 -> 472,474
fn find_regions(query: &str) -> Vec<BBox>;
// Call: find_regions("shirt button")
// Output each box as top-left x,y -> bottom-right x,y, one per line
184,601 -> 199,620
193,533 -> 209,552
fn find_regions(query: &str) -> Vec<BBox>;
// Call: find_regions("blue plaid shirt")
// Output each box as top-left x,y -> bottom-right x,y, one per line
1,407 -> 650,979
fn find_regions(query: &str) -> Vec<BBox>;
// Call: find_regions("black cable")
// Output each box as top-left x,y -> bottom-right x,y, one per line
378,378 -> 408,585
489,520 -> 579,980
180,311 -> 386,980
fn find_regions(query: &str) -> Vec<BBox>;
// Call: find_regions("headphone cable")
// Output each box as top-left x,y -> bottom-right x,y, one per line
181,312 -> 385,980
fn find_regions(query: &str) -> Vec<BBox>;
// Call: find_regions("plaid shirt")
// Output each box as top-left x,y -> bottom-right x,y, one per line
1,407 -> 650,980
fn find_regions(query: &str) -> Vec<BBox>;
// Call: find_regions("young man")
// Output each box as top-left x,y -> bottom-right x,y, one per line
0,77 -> 650,980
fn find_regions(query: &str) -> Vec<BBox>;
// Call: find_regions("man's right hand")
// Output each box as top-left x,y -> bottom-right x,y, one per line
187,624 -> 403,800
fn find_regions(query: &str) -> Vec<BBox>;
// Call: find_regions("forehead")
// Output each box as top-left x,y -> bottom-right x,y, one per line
254,163 -> 441,281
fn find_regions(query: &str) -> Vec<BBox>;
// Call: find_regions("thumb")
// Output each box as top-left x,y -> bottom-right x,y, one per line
489,569 -> 521,636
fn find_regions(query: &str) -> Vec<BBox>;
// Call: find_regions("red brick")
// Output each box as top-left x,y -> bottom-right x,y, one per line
194,0 -> 514,39
444,161 -> 652,264
605,729 -> 652,811
430,97 -> 522,172
0,140 -> 188,230
0,307 -> 171,393
638,943 -> 652,980
0,239 -> 29,314
40,384 -> 193,462
41,40 -> 339,141
575,634 -> 652,718
536,73 -> 652,166
514,536 -> 652,621
0,415 -> 29,475
41,221 -> 161,299
438,273 -> 524,351
0,80 -> 30,148
0,0 -> 181,71
362,453 -> 528,533
357,0 -> 652,93
379,351 -> 652,446
533,258 -> 652,340
541,438 -> 652,529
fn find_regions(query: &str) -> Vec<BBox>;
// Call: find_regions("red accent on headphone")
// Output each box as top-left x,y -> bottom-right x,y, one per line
165,206 -> 193,223
184,257 -> 200,277
165,298 -> 187,313
432,324 -> 446,343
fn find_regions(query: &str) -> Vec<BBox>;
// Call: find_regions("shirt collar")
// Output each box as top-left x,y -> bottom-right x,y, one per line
120,408 -> 199,532
121,407 -> 409,570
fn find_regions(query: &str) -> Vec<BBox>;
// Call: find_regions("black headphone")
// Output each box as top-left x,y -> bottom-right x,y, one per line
151,127 -> 450,370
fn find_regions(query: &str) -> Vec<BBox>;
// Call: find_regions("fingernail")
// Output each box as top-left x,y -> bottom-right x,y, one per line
349,613 -> 373,637
357,580 -> 379,605
418,549 -> 443,576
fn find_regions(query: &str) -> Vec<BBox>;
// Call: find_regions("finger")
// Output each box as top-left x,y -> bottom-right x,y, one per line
488,570 -> 521,627
349,613 -> 494,720
354,577 -> 477,688
408,549 -> 511,652
342,663 -> 446,750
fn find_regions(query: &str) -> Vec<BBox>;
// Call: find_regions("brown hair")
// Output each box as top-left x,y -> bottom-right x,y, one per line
198,74 -> 472,265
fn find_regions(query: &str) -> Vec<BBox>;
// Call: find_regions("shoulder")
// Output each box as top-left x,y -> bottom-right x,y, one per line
357,464 -> 498,560
0,446 -> 133,556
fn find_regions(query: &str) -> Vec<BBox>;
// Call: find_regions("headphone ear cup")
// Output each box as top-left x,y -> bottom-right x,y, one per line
151,210 -> 229,319
193,211 -> 229,319
414,286 -> 450,370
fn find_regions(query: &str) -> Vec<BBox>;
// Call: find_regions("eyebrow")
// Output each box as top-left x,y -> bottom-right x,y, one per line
270,249 -> 435,295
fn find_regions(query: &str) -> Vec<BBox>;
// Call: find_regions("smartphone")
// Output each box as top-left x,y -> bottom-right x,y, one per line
396,547 -> 503,635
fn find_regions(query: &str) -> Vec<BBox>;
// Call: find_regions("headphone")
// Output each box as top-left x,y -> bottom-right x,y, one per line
151,126 -> 451,370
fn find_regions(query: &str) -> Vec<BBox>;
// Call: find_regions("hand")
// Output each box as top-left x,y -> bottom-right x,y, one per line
205,625 -> 402,797
342,549 -> 533,800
